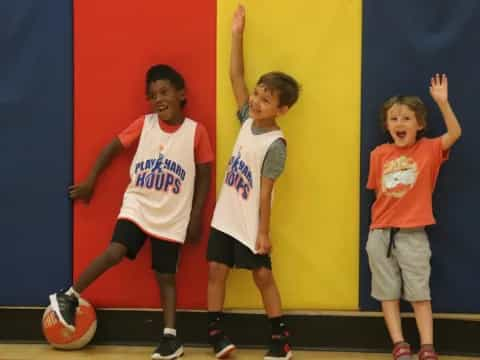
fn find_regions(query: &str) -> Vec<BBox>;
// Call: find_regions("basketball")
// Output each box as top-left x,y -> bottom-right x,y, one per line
42,297 -> 97,350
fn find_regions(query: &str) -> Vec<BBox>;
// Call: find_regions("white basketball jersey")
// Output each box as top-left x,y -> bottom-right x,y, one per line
211,118 -> 284,253
118,114 -> 196,243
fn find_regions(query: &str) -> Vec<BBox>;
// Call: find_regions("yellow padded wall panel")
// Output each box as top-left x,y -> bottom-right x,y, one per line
216,0 -> 362,310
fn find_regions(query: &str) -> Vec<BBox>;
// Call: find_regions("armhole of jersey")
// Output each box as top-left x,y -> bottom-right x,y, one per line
242,117 -> 252,129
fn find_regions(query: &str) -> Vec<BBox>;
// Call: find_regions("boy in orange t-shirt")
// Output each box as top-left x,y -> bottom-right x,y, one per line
366,74 -> 462,360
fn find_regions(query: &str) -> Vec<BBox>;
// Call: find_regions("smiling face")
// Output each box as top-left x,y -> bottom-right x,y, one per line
147,79 -> 185,123
248,84 -> 287,122
385,103 -> 424,147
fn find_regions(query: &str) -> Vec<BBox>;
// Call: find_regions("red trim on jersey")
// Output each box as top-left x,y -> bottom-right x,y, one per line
117,116 -> 144,148
117,116 -> 214,164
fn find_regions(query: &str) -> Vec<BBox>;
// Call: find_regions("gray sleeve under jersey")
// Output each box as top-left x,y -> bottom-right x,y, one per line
236,103 -> 249,124
236,103 -> 286,179
262,139 -> 287,180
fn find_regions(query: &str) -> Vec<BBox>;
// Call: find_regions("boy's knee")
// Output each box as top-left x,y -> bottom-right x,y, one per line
208,261 -> 229,282
253,267 -> 273,289
103,243 -> 127,266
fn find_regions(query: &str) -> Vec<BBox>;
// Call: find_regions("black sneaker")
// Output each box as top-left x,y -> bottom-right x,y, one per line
49,291 -> 79,332
151,334 -> 184,360
208,329 -> 235,359
264,332 -> 293,360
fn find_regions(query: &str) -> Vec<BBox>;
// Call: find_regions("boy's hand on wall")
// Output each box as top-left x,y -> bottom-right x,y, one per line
68,180 -> 94,203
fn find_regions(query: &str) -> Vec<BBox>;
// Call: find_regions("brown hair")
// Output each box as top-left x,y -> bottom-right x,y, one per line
380,95 -> 427,139
257,71 -> 300,108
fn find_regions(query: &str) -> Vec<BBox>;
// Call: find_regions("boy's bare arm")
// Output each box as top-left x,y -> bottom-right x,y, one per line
230,5 -> 249,109
185,162 -> 212,244
68,137 -> 124,202
256,176 -> 275,254
429,73 -> 462,150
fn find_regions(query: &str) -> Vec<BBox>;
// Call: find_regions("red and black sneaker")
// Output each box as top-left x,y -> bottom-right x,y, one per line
208,329 -> 235,359
49,290 -> 78,332
264,331 -> 292,360
151,334 -> 184,360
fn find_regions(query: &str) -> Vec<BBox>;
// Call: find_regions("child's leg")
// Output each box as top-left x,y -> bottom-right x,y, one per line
252,267 -> 282,318
411,300 -> 433,345
206,228 -> 234,314
366,229 -> 410,359
50,220 -> 145,330
151,240 -> 183,360
207,261 -> 230,312
73,242 -> 128,292
382,300 -> 405,343
206,228 -> 236,358
396,228 -> 436,356
75,220 -> 149,292
206,261 -> 235,358
156,272 -> 176,330
382,301 -> 414,360
252,267 -> 292,360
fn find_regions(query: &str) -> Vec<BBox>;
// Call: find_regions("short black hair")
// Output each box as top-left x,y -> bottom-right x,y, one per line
146,64 -> 186,107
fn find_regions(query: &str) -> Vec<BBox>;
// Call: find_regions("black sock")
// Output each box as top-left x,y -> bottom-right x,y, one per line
208,311 -> 223,330
269,316 -> 287,336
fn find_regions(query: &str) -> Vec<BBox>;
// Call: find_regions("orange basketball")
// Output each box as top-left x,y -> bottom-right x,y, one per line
42,297 -> 97,349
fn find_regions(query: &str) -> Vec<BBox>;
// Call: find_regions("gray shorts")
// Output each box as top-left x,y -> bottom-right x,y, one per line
366,227 -> 431,302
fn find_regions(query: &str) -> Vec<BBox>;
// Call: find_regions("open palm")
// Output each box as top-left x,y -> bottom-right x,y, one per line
429,73 -> 448,104
232,5 -> 245,34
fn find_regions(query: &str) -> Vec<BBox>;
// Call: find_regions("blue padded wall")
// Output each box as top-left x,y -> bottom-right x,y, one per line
360,1 -> 480,312
0,1 -> 72,305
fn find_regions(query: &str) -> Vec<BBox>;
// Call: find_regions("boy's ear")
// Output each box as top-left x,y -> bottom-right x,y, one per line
277,105 -> 289,116
177,88 -> 186,102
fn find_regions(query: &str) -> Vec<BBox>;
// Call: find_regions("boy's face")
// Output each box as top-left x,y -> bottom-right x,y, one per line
147,80 -> 185,122
385,104 -> 423,147
248,84 -> 288,121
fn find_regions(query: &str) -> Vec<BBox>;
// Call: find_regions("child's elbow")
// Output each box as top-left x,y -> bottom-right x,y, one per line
453,127 -> 462,141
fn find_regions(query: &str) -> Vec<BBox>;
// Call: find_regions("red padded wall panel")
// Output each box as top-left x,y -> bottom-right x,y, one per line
73,0 -> 216,308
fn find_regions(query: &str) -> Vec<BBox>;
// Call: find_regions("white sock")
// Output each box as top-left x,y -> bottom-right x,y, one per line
164,328 -> 177,337
66,286 -> 80,298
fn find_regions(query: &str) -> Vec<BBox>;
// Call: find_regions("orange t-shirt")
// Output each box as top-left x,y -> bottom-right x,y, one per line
367,137 -> 449,229
118,115 -> 214,164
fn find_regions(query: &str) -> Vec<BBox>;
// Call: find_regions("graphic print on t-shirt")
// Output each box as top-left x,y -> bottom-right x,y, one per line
133,145 -> 186,194
224,146 -> 253,200
381,155 -> 417,198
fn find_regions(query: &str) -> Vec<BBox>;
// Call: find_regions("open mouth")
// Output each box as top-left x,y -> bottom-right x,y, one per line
156,104 -> 168,112
396,131 -> 407,139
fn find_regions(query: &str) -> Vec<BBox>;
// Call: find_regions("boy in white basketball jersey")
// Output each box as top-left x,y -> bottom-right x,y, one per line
207,6 -> 300,360
49,64 -> 213,360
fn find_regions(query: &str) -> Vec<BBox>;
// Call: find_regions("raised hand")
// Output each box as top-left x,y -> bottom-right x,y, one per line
429,73 -> 448,104
68,180 -> 94,203
232,4 -> 245,35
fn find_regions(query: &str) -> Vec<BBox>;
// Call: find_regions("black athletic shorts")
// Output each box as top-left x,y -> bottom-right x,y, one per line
207,227 -> 272,270
111,219 -> 180,274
